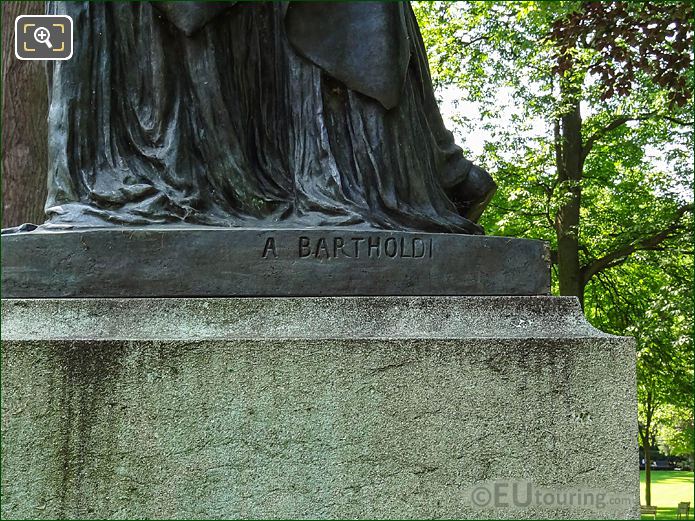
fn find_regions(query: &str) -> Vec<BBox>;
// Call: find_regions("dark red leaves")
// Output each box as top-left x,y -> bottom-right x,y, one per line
550,1 -> 693,107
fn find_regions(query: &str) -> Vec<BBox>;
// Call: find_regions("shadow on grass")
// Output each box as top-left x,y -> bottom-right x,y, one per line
640,506 -> 679,520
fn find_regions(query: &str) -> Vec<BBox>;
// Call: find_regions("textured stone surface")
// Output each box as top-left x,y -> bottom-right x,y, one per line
1,228 -> 550,298
1,297 -> 638,519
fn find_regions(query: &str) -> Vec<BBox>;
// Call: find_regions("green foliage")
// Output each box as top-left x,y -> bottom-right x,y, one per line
656,405 -> 694,459
413,0 -> 693,461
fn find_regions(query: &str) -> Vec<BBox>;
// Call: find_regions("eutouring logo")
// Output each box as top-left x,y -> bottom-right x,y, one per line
467,481 -> 635,512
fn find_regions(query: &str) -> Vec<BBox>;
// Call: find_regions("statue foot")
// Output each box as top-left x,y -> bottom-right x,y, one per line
450,165 -> 497,223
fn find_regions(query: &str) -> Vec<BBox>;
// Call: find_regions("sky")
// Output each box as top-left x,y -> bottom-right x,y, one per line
437,85 -> 693,203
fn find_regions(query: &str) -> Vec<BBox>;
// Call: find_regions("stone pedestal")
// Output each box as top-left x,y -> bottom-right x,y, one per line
1,297 -> 639,519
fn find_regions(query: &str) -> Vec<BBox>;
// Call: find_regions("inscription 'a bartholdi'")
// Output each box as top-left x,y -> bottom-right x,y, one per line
261,236 -> 433,259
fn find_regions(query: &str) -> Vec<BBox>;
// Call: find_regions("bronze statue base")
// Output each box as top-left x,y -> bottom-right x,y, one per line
1,227 -> 550,298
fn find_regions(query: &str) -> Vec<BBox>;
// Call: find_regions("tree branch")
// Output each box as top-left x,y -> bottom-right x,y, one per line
582,112 -> 656,160
583,112 -> 695,161
541,177 -> 558,229
488,203 -> 548,218
460,34 -> 489,48
663,115 -> 693,126
581,204 -> 693,286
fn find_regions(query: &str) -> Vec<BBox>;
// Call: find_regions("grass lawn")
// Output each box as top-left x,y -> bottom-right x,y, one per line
640,470 -> 694,519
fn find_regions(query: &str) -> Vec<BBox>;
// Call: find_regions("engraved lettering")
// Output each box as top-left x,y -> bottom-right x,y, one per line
400,237 -> 413,258
352,237 -> 365,257
262,237 -> 278,259
297,235 -> 433,260
334,237 -> 350,257
368,237 -> 381,258
315,238 -> 330,259
413,238 -> 425,258
384,237 -> 398,258
299,236 -> 311,257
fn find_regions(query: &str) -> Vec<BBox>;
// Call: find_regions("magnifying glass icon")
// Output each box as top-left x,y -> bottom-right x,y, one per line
33,26 -> 53,49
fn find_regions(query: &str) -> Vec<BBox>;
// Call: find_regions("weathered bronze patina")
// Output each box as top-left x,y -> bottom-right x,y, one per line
1,228 -> 550,298
0,2 -> 554,299
40,1 -> 495,233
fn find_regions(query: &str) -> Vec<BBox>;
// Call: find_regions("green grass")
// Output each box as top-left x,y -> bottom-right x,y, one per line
640,470 -> 694,519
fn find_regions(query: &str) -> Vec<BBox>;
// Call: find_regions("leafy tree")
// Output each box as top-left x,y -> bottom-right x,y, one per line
414,0 -> 693,303
618,249 -> 693,505
413,0 -> 694,506
656,404 -> 694,464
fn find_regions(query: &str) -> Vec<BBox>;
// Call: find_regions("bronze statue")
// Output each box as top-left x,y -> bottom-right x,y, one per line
44,1 -> 496,233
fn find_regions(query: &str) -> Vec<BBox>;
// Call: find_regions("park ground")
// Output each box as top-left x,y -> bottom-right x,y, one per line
640,470 -> 694,519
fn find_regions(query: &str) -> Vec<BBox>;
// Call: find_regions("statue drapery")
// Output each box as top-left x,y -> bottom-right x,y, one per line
44,1 -> 495,233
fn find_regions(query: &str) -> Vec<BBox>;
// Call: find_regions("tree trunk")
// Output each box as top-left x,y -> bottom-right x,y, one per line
642,426 -> 653,506
639,390 -> 654,506
555,84 -> 584,305
2,1 -> 48,228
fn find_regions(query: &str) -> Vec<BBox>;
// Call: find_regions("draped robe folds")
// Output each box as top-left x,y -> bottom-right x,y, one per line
44,1 -> 492,234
